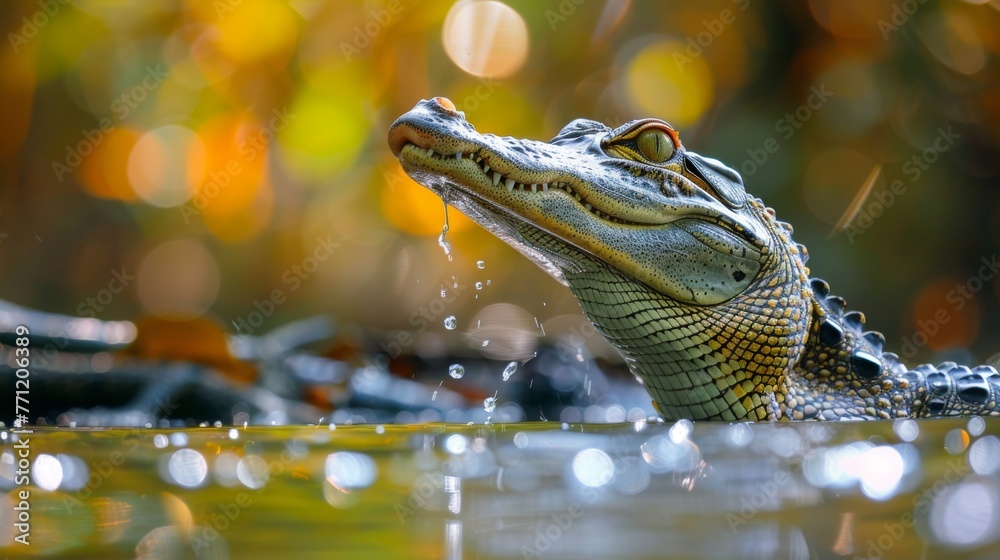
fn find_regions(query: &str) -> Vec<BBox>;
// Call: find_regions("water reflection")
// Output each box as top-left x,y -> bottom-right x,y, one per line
165,448 -> 208,488
4,417 -> 1000,557
893,417 -> 920,442
237,455 -> 270,489
969,435 -> 1000,475
930,481 -> 1000,548
857,445 -> 905,500
325,451 -> 377,490
571,448 -> 614,488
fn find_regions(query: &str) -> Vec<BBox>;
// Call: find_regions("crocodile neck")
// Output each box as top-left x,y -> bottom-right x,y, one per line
388,97 -> 1000,421
562,197 -> 815,421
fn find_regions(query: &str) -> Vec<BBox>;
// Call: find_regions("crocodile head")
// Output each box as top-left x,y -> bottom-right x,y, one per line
388,97 -> 813,420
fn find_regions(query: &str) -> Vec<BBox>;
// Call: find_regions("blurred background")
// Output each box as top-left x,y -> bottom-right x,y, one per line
3,0 -> 1000,385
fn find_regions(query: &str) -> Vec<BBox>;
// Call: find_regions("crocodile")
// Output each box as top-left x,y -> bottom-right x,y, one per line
388,97 -> 1000,421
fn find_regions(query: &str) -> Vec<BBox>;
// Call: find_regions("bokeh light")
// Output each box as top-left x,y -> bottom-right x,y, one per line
127,125 -> 205,208
625,39 -> 713,128
137,239 -> 221,320
443,1 -> 529,78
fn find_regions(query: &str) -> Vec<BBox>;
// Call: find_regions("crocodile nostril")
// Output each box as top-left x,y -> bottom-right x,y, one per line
433,97 -> 457,112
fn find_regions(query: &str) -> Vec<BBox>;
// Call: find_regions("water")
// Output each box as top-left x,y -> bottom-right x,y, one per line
502,361 -> 517,381
444,316 -> 457,330
3,419 -> 1000,558
448,364 -> 465,379
438,200 -> 452,261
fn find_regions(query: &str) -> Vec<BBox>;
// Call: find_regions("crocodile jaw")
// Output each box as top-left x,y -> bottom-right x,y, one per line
389,98 -> 772,306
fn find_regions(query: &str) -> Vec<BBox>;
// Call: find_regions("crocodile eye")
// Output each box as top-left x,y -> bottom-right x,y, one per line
636,129 -> 673,163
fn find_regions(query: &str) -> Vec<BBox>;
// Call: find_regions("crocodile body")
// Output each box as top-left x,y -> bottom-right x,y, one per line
388,97 -> 1000,421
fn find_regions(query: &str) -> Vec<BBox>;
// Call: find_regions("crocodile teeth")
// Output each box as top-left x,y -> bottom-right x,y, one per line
426,147 -> 435,158
483,163 -> 490,173
506,178 -> 515,191
455,152 -> 462,160
584,203 -> 592,210
542,183 -> 548,191
530,184 -> 537,193
493,172 -> 502,187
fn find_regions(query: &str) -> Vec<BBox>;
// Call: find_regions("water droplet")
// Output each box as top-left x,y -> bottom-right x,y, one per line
475,282 -> 483,290
438,200 -> 452,257
449,364 -> 465,379
440,286 -> 447,298
502,361 -> 517,381
484,396 -> 497,412
444,316 -> 457,330
486,280 -> 491,286
482,340 -> 489,347
476,260 -> 485,269
431,391 -> 438,401
375,424 -> 385,434
484,417 -> 493,425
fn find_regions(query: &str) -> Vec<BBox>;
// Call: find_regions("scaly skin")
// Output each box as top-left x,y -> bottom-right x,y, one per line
388,97 -> 1000,421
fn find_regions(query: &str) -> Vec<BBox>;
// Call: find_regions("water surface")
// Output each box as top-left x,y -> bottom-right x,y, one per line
2,418 -> 999,559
